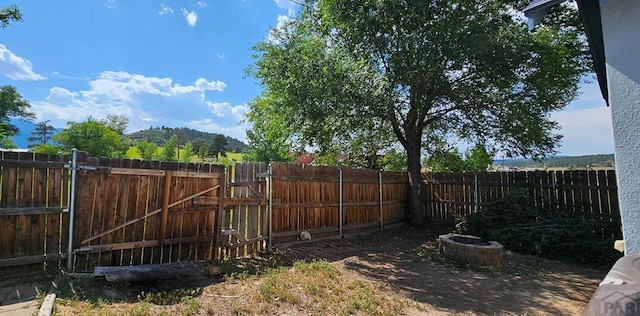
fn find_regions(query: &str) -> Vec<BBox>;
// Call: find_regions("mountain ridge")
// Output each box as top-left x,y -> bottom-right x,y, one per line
494,154 -> 615,169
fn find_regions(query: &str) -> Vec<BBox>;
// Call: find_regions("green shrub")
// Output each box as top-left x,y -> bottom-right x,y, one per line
461,189 -> 622,268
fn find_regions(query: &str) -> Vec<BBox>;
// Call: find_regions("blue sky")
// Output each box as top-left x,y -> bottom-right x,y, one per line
0,0 -> 614,156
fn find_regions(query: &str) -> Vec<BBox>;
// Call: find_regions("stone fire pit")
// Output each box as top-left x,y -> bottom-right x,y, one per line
439,233 -> 504,268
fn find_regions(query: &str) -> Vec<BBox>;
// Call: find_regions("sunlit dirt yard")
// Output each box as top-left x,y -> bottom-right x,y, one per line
50,225 -> 606,315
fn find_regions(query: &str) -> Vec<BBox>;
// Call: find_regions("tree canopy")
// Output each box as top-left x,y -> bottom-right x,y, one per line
0,85 -> 35,137
424,144 -> 494,172
247,0 -> 590,226
53,117 -> 127,157
136,140 -> 158,160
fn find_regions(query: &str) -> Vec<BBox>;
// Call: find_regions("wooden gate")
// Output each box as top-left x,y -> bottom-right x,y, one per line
195,163 -> 270,258
0,152 -> 70,268
71,158 -> 226,271
69,160 -> 269,271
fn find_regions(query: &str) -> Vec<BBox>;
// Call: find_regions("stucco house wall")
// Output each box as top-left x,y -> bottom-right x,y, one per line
602,0 -> 640,254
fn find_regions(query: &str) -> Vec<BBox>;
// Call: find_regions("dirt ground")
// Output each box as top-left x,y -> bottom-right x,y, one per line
279,225 -> 607,315
45,224 -> 607,315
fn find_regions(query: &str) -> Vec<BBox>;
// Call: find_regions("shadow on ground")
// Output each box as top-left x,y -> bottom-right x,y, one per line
282,225 -> 607,315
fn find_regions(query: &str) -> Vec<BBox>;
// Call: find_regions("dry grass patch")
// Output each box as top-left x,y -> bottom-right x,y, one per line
52,259 -> 414,316
257,260 -> 409,315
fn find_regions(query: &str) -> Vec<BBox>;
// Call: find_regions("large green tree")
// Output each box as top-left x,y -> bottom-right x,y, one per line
248,0 -> 589,226
53,118 -> 126,157
0,85 -> 35,137
243,96 -> 294,163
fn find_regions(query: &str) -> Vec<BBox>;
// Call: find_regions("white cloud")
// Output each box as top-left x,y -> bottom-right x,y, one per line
195,1 -> 208,8
181,8 -> 198,27
29,71 -> 247,140
106,0 -> 118,9
205,101 -> 248,122
159,3 -> 174,15
273,0 -> 298,16
195,78 -> 226,91
0,44 -> 45,81
552,82 -> 614,156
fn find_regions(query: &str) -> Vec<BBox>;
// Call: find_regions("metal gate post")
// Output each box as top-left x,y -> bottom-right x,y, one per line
339,168 -> 343,238
379,171 -> 383,228
66,148 -> 78,272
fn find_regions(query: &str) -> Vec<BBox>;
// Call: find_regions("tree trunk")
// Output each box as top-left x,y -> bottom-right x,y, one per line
406,144 -> 425,227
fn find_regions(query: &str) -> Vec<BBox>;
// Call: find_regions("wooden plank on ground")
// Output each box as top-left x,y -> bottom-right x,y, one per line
94,261 -> 207,282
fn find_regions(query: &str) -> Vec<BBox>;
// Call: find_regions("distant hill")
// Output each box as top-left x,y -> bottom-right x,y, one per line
494,154 -> 615,169
127,126 -> 247,152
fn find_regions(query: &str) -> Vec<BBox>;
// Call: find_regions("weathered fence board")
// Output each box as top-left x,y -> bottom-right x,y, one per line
421,170 -> 621,237
270,163 -> 408,244
210,162 -> 270,259
0,152 -> 70,268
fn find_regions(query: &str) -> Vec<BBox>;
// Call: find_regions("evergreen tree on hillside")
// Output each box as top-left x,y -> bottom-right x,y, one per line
209,135 -> 228,160
27,120 -> 56,148
191,138 -> 207,154
157,135 -> 178,162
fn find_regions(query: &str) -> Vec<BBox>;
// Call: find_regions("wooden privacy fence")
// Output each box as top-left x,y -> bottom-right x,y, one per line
269,163 -> 408,244
421,170 -> 620,228
0,151 -> 70,268
0,151 -> 409,271
0,150 -> 622,270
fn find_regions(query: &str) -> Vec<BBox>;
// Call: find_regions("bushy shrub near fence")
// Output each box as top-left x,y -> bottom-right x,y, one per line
458,189 -> 622,268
